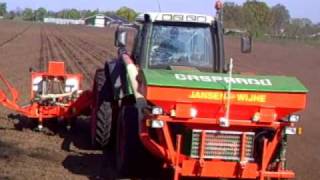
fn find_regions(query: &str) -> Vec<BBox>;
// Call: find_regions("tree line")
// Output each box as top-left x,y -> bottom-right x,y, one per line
0,1 -> 319,38
0,2 -> 138,22
223,1 -> 320,38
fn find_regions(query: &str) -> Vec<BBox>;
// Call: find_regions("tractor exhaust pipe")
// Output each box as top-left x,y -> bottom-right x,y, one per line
215,0 -> 225,73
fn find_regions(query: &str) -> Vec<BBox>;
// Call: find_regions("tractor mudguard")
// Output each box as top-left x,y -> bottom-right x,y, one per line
104,59 -> 129,101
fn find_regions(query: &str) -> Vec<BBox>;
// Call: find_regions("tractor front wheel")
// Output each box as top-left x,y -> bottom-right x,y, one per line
115,105 -> 162,178
115,105 -> 142,177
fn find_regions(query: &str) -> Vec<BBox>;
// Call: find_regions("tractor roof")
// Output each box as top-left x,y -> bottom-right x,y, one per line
136,12 -> 215,25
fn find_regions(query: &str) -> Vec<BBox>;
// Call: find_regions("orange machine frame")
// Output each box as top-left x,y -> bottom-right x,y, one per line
0,61 -> 93,124
139,85 -> 306,179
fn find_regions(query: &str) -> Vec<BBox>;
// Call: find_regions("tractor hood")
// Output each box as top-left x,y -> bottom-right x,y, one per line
142,69 -> 308,93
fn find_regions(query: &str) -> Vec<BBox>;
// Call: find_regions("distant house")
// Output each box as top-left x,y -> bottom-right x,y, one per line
44,18 -> 85,25
310,32 -> 320,38
84,14 -> 130,28
0,16 -> 4,20
84,14 -> 106,28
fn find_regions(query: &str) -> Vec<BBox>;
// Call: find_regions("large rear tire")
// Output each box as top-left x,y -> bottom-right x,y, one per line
91,69 -> 113,148
91,59 -> 127,149
95,101 -> 112,147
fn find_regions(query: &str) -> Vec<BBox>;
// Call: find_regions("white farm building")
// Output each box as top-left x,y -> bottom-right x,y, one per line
44,18 -> 85,25
84,14 -> 129,28
84,14 -> 106,27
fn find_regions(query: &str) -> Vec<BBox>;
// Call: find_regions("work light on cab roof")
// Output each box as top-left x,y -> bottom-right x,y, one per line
215,0 -> 223,10
136,12 -> 214,24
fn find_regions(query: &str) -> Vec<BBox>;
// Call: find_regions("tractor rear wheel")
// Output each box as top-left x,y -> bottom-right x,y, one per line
95,101 -> 112,147
91,69 -> 113,148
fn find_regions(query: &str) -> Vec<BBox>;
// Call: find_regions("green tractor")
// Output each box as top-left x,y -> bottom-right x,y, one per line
90,7 -> 307,180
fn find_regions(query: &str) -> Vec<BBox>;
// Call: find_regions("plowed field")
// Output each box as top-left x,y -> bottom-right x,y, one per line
0,20 -> 319,180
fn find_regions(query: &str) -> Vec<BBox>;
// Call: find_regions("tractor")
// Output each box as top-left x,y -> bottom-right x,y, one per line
0,1 -> 308,180
90,3 -> 307,180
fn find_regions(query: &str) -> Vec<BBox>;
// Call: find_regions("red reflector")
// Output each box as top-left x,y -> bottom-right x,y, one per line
175,103 -> 192,119
259,108 -> 276,123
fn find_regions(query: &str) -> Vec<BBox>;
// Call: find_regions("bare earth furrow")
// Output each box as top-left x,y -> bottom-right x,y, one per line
46,30 -> 75,73
57,26 -> 115,61
48,29 -> 93,86
53,28 -> 103,67
39,26 -> 49,71
53,27 -> 107,66
0,24 -> 32,48
72,37 -> 112,62
46,28 -> 62,62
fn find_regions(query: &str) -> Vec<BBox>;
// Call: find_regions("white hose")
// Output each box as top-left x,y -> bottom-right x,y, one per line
220,58 -> 233,127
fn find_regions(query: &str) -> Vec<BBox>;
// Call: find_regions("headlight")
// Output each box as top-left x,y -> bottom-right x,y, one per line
152,107 -> 163,115
197,16 -> 207,22
150,120 -> 164,128
285,127 -> 297,135
190,108 -> 198,118
162,14 -> 172,21
186,15 -> 196,22
252,112 -> 261,122
173,15 -> 184,21
288,114 -> 301,123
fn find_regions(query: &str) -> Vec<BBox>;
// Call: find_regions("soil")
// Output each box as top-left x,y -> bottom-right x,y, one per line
0,20 -> 319,180
225,37 -> 320,180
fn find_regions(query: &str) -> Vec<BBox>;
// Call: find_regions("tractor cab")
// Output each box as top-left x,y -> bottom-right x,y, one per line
117,12 -> 228,73
135,13 -> 218,72
116,12 -> 252,73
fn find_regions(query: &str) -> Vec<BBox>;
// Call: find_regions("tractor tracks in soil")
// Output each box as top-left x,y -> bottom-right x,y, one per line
0,24 -> 32,49
39,26 -> 51,71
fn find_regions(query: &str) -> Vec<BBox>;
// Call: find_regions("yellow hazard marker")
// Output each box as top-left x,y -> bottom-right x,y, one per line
297,127 -> 303,135
146,119 -> 151,127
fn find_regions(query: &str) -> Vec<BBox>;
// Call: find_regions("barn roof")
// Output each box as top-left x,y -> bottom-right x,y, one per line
84,14 -> 129,23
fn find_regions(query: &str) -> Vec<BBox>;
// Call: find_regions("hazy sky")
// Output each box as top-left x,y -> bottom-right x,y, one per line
3,0 -> 320,23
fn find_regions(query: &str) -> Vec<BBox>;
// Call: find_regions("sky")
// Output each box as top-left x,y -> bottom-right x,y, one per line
3,0 -> 320,23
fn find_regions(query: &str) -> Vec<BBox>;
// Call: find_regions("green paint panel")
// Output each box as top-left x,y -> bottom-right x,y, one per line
142,69 -> 308,93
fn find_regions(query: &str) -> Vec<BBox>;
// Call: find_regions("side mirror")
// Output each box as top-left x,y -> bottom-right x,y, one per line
241,35 -> 252,53
115,28 -> 127,48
